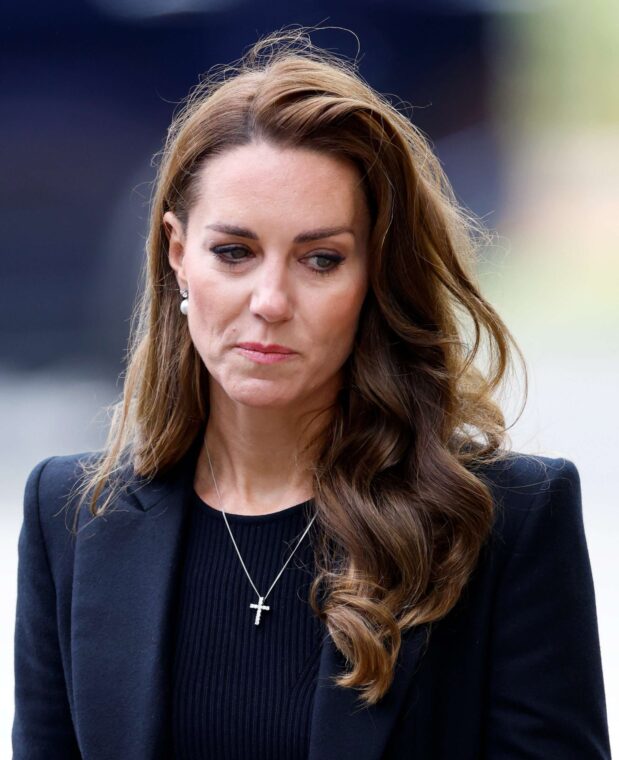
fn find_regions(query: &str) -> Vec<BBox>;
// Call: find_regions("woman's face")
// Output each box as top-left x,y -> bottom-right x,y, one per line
164,140 -> 370,412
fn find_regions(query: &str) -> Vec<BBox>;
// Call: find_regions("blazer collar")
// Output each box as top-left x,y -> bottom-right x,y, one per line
71,436 -> 428,760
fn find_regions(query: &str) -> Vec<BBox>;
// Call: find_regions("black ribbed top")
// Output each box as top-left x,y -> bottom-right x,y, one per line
171,489 -> 325,760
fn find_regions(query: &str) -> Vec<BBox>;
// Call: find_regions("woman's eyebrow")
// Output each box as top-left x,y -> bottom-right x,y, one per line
205,223 -> 355,242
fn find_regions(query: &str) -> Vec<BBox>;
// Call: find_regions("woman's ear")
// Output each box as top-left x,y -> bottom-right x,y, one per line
163,211 -> 187,289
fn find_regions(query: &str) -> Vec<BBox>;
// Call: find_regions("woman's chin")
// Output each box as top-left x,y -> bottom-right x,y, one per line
220,382 -> 300,410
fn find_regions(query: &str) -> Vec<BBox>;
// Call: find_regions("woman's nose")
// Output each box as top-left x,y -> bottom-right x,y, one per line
248,258 -> 294,322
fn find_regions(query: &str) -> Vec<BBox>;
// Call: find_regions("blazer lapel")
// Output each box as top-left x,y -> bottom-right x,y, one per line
70,440 -> 200,759
70,436 -> 428,760
308,623 -> 430,760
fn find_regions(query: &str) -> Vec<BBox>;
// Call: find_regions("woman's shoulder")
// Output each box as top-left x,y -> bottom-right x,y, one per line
469,448 -> 579,486
19,453 -> 106,589
23,450 -> 126,541
24,450 -> 104,507
468,450 -> 584,557
469,450 -> 580,511
469,449 -> 581,509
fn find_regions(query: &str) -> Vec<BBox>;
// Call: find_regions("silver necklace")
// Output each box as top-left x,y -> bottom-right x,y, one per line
204,444 -> 318,626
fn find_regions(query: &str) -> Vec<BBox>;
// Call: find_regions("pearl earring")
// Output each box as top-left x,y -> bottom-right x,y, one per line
180,288 -> 189,315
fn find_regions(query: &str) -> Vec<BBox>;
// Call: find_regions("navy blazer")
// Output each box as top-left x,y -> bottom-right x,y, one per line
12,441 -> 611,760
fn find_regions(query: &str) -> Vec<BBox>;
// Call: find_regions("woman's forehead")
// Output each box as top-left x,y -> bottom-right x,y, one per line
189,141 -> 370,234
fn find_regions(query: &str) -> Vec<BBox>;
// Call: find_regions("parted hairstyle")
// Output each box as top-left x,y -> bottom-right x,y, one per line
75,27 -> 527,706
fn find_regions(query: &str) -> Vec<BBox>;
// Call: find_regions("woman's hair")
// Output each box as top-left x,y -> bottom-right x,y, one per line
75,26 -> 527,706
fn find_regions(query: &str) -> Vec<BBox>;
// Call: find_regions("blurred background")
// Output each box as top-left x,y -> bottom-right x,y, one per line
2,0 -> 617,754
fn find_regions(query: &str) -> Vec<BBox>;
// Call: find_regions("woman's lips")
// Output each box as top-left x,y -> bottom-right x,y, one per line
234,346 -> 298,364
236,342 -> 295,353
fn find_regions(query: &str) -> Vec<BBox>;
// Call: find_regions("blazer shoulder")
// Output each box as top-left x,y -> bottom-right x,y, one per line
23,452 -> 105,549
476,454 -> 609,756
471,449 -> 578,490
26,451 -> 103,509
21,452 -> 111,591
469,451 -> 583,550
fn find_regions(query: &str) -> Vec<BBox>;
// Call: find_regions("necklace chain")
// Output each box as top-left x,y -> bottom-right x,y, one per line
204,443 -> 318,625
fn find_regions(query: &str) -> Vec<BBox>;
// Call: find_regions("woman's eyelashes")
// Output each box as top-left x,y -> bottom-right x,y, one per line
209,245 -> 345,276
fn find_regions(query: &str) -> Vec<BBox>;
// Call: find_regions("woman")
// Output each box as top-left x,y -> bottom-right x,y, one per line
12,29 -> 611,760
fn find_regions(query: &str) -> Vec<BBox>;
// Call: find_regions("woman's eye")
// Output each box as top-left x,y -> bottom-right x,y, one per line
306,253 -> 344,275
209,246 -> 344,275
210,246 -> 250,266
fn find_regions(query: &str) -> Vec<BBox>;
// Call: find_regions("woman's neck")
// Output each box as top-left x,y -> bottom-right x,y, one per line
194,402 -> 330,516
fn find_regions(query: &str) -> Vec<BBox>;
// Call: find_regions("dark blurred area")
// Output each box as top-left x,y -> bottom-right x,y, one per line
2,0 -> 506,372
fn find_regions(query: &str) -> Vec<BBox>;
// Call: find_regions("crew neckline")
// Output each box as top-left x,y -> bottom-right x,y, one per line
192,489 -> 314,524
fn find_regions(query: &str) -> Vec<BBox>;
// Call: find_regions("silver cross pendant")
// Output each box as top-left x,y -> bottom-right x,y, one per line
249,595 -> 270,626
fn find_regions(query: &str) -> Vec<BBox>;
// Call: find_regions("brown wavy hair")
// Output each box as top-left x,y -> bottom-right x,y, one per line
75,26 -> 527,706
